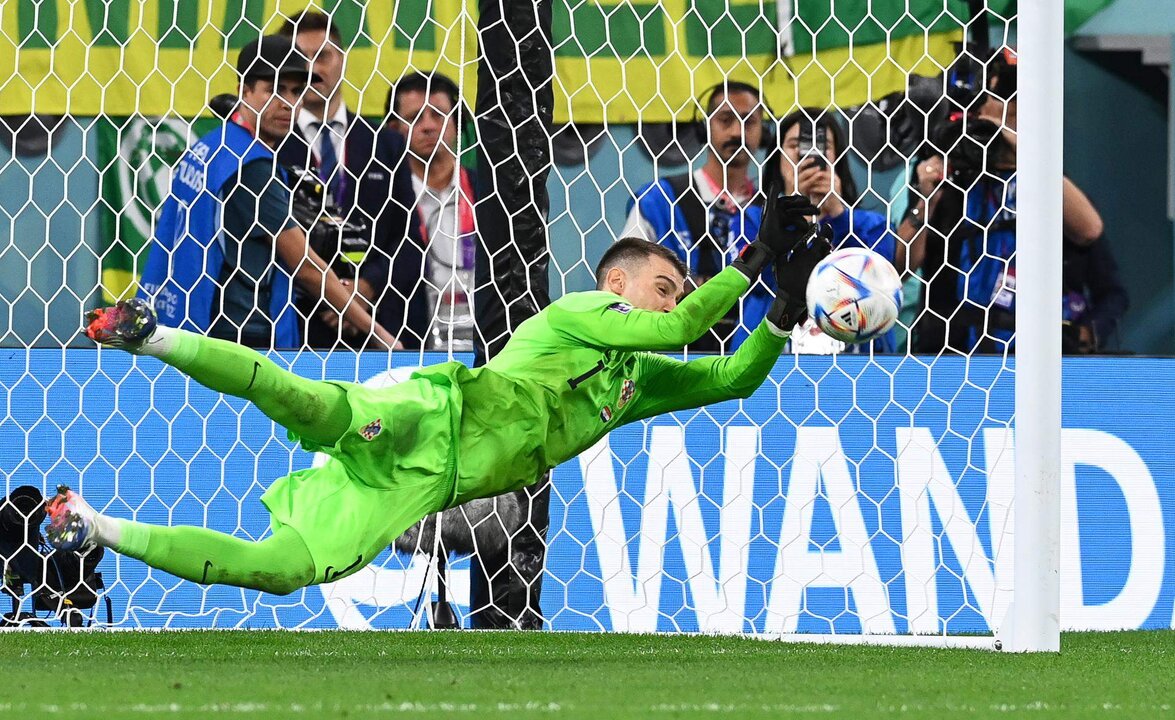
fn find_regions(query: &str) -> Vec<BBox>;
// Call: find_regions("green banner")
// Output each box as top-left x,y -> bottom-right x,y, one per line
1062,0 -> 1117,31
98,116 -> 218,303
1,0 -> 964,122
0,1 -> 1116,123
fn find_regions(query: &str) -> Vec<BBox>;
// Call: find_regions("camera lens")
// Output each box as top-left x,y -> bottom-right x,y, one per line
0,486 -> 45,538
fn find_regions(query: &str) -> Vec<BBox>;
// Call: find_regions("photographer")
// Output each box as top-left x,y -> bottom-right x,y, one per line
913,47 -> 1114,354
137,35 -> 397,349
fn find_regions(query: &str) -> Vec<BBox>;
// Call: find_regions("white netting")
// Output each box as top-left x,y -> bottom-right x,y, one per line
0,0 -> 1042,641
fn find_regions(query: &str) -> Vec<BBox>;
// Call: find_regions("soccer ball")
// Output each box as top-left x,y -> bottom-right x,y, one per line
805,247 -> 903,344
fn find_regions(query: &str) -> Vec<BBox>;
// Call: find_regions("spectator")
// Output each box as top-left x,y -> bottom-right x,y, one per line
764,108 -> 899,353
277,10 -> 428,349
887,148 -> 944,350
622,81 -> 769,352
891,148 -> 1124,356
137,35 -> 395,349
1062,235 -> 1129,354
386,72 -> 479,351
915,48 -> 1107,354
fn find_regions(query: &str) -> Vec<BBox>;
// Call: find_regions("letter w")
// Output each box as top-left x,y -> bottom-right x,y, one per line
581,426 -> 756,633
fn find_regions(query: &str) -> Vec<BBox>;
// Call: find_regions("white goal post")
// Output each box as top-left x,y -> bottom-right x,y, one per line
1005,0 -> 1062,653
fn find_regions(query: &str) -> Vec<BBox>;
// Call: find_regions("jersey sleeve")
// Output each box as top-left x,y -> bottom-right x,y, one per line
546,265 -> 750,352
626,320 -> 788,419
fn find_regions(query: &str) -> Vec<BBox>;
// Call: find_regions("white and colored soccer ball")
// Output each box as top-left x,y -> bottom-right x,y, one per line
805,247 -> 903,344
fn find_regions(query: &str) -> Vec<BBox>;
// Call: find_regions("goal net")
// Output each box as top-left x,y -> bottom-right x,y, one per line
0,0 -> 1071,648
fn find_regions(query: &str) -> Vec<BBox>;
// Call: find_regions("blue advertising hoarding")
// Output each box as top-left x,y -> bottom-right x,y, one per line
1,350 -> 1171,633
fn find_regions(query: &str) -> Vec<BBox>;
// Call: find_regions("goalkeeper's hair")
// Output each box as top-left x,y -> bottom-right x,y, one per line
595,238 -> 689,289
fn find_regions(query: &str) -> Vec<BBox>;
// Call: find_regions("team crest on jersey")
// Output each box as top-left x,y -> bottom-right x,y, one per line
599,406 -> 613,423
618,379 -> 636,408
607,302 -> 633,315
359,419 -> 383,441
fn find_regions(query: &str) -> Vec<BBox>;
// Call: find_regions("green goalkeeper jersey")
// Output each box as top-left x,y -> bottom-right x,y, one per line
413,265 -> 788,506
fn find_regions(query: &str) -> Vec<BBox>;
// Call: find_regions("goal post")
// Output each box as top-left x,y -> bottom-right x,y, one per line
1004,0 -> 1063,653
0,0 -> 1082,651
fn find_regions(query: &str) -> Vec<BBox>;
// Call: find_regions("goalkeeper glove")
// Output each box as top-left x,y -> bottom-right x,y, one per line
766,222 -> 833,331
732,181 -> 821,280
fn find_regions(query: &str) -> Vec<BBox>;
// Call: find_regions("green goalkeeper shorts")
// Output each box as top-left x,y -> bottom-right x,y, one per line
260,376 -> 461,584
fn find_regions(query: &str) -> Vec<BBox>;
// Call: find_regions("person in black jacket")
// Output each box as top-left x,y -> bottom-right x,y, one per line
276,10 -> 429,349
386,72 -> 481,352
1063,235 -> 1129,354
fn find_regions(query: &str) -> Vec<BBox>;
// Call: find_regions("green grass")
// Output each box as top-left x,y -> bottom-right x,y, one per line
0,631 -> 1171,719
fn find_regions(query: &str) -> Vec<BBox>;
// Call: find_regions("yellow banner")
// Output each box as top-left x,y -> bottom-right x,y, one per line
0,1 -> 958,122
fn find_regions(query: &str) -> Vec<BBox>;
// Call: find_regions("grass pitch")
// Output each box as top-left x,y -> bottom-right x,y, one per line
0,630 -> 1171,718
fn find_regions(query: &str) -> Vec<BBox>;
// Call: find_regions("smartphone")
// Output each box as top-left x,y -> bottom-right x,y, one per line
796,122 -> 828,169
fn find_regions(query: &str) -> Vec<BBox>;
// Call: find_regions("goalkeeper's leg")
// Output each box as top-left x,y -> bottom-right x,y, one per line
85,299 -> 351,447
46,486 -> 314,594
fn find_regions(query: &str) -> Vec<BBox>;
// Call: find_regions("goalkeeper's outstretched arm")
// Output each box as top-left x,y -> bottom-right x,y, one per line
629,318 -> 790,419
547,264 -> 753,352
625,201 -> 835,418
548,188 -> 825,354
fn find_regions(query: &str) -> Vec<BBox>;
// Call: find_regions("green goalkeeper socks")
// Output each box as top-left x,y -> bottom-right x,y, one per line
107,326 -> 345,593
113,521 -> 315,595
140,327 -> 352,448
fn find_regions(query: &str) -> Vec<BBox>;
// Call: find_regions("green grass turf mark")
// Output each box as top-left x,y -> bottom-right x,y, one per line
0,630 -> 1171,719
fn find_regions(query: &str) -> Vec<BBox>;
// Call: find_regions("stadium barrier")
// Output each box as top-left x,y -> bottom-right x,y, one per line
4,350 -> 1168,632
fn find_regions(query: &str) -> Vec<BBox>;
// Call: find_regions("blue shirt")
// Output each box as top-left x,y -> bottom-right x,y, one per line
138,122 -> 300,348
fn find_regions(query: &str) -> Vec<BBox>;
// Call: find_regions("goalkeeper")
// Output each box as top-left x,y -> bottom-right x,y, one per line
46,191 -> 829,594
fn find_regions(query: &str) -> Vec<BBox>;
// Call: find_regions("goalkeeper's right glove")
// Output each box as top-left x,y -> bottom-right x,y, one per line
766,223 -> 833,331
732,180 -> 821,280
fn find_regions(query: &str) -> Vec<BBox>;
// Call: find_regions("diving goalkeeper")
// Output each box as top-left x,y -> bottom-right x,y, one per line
46,192 -> 829,594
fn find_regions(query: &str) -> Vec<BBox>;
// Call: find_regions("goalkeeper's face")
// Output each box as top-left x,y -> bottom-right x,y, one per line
605,255 -> 685,313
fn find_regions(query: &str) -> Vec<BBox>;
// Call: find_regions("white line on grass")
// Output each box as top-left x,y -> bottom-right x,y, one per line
651,703 -> 840,713
0,701 -> 568,714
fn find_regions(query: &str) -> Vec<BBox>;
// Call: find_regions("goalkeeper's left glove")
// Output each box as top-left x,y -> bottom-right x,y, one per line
766,223 -> 833,332
732,180 -> 820,280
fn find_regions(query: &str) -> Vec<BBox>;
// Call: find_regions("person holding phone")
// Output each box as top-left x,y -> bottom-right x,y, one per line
763,109 -> 898,353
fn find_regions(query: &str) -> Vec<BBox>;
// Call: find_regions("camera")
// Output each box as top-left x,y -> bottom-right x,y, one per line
932,115 -> 1003,187
287,167 -> 370,279
796,121 -> 828,170
933,44 -> 1018,186
1,486 -> 109,627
